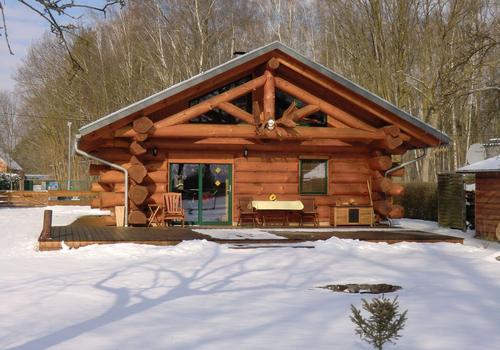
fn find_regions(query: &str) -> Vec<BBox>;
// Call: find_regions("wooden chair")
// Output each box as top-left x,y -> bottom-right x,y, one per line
300,198 -> 319,227
237,197 -> 258,226
161,192 -> 185,227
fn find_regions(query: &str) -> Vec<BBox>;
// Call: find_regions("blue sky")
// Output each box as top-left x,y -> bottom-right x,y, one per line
0,0 -> 113,91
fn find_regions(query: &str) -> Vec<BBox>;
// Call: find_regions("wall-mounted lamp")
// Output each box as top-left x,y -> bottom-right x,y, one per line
152,147 -> 158,156
243,147 -> 248,158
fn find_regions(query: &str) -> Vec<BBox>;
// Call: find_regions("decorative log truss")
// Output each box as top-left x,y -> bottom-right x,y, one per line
88,57 -> 415,225
113,58 -> 408,152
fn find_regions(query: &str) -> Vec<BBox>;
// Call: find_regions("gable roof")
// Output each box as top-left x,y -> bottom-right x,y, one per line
0,148 -> 22,171
78,42 -> 450,145
457,156 -> 500,173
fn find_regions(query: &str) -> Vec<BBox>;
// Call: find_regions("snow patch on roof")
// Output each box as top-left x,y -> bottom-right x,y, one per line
457,155 -> 500,173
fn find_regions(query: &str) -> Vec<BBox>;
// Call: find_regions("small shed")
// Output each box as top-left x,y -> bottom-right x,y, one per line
457,156 -> 500,240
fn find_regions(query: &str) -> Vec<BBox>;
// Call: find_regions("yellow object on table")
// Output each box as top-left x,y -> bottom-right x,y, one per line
251,200 -> 304,211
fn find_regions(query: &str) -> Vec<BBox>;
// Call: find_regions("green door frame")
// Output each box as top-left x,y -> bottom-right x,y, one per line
169,163 -> 232,226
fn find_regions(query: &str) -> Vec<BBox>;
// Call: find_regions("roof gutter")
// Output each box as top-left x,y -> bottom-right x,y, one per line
74,135 -> 129,226
385,148 -> 428,177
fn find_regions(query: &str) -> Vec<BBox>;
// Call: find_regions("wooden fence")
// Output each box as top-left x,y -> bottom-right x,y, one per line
0,190 -> 97,207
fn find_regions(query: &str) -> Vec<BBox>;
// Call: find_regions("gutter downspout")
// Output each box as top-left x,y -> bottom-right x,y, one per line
74,134 -> 129,227
385,148 -> 428,177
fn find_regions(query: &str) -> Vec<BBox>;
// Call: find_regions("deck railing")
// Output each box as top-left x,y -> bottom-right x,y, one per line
0,190 -> 97,207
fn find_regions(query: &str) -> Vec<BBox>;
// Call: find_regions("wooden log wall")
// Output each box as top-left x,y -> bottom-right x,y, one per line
475,173 -> 500,241
89,135 -> 407,225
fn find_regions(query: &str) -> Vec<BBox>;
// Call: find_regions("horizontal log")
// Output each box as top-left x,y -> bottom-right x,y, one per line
372,135 -> 403,150
89,164 -> 110,176
330,183 -> 369,196
236,171 -> 298,183
234,183 -> 298,195
129,164 -> 148,183
145,170 -> 168,183
133,116 -> 154,134
90,182 -> 112,192
146,125 -> 386,141
100,192 -> 125,208
381,125 -> 400,137
235,161 -> 298,172
129,184 -> 149,205
115,182 -> 168,194
368,156 -> 393,171
331,162 -> 371,174
373,200 -> 392,217
128,210 -> 148,225
90,197 -> 100,209
330,172 -> 371,183
102,215 -> 117,226
100,170 -> 125,183
389,168 -> 405,177
388,183 -> 405,197
372,177 -> 393,193
388,204 -> 404,219
130,141 -> 147,156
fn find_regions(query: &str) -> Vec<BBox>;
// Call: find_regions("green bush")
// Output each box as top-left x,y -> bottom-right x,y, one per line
394,182 -> 437,221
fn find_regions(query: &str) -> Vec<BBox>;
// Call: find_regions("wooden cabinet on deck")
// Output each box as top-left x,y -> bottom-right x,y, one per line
330,205 -> 374,227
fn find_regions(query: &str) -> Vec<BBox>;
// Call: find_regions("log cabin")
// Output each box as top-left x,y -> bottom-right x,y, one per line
75,42 -> 450,226
457,156 -> 500,241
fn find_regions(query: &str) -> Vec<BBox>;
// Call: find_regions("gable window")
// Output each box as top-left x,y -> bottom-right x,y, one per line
189,75 -> 252,124
276,90 -> 327,127
300,159 -> 328,194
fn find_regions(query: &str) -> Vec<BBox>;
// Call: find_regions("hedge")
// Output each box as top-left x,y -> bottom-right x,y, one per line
394,182 -> 438,221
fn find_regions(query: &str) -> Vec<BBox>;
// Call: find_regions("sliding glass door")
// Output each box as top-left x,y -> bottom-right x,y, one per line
170,163 -> 232,225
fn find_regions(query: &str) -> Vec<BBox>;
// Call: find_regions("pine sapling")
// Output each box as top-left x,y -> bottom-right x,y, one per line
350,295 -> 408,350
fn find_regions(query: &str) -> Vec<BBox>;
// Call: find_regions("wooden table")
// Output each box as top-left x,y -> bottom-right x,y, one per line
252,200 -> 304,226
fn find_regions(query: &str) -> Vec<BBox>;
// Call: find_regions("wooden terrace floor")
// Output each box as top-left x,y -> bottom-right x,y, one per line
38,222 -> 464,251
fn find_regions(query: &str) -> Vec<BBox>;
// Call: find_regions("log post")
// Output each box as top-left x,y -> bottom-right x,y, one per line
128,210 -> 148,225
263,70 -> 275,122
40,210 -> 52,240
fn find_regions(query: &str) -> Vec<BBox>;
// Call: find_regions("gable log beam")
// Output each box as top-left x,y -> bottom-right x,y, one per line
274,77 -> 374,131
217,102 -> 255,124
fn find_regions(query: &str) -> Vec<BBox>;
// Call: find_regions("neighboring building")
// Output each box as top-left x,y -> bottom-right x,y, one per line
76,42 -> 450,226
457,156 -> 500,241
0,148 -> 22,174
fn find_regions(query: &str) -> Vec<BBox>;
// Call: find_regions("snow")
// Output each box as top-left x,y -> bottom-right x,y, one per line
457,155 -> 500,172
1,207 -> 500,349
193,228 -> 286,240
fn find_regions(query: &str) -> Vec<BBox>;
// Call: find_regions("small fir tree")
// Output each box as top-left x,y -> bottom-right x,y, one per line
350,295 -> 408,350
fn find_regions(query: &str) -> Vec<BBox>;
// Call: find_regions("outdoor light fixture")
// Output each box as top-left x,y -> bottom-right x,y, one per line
266,119 -> 275,130
243,147 -> 248,158
152,147 -> 158,156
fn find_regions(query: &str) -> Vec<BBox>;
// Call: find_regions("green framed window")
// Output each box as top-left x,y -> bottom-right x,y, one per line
299,159 -> 328,194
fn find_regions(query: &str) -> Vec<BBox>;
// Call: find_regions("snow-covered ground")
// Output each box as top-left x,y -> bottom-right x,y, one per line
1,206 -> 499,350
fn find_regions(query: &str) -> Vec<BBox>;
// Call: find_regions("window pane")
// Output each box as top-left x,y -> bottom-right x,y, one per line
189,76 -> 252,124
275,90 -> 327,127
300,160 -> 327,194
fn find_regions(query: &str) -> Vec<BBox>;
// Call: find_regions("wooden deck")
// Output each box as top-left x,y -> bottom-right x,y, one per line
38,224 -> 464,251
